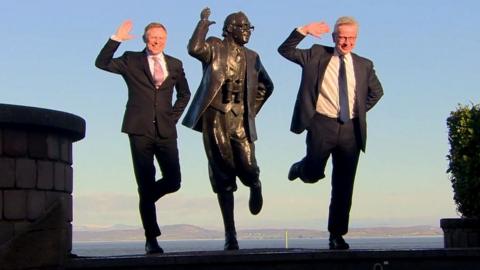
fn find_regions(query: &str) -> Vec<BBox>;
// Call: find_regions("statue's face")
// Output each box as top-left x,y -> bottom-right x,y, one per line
229,14 -> 252,46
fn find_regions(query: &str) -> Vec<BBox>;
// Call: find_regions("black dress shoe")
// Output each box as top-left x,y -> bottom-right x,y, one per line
145,238 -> 164,255
224,232 -> 239,250
329,235 -> 350,250
249,183 -> 263,215
288,162 -> 301,181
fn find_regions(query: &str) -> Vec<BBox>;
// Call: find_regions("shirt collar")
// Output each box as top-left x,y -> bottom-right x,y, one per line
146,51 -> 165,60
334,51 -> 352,62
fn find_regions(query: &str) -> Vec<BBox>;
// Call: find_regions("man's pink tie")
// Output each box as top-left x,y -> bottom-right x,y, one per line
153,57 -> 164,87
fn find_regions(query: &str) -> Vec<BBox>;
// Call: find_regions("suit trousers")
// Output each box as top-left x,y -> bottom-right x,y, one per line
128,134 -> 181,238
202,107 -> 260,193
300,113 -> 361,236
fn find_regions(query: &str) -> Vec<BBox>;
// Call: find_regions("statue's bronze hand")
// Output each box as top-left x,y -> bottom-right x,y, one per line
200,7 -> 216,25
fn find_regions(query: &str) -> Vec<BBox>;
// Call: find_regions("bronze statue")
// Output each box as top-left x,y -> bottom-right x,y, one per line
182,8 -> 273,250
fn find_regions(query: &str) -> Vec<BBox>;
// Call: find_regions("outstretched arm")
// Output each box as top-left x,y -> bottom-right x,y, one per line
188,7 -> 215,63
95,20 -> 134,74
278,22 -> 330,66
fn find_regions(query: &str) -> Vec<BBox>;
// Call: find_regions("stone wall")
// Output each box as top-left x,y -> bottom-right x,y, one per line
0,104 -> 85,269
441,218 -> 480,248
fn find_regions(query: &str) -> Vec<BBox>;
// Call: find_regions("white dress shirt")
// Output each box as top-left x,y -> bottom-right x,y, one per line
316,52 -> 357,119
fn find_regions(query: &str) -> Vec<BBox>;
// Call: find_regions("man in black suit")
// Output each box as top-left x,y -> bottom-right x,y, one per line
183,8 -> 273,250
95,20 -> 190,254
278,17 -> 383,250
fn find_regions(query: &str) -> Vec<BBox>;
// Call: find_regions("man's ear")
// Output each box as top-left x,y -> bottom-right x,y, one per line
142,34 -> 147,43
225,24 -> 233,34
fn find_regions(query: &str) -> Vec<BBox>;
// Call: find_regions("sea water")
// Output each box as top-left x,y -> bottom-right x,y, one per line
72,236 -> 443,257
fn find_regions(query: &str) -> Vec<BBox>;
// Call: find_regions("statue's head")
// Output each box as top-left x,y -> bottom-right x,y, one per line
222,11 -> 254,45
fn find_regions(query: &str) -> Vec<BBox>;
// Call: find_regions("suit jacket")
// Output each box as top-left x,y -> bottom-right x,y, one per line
278,29 -> 383,151
182,20 -> 274,142
95,39 -> 191,139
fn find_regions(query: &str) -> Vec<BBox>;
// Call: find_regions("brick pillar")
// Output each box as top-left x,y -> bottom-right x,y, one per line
0,103 -> 85,269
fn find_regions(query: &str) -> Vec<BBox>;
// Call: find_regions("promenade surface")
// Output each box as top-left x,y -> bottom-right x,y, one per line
66,248 -> 480,270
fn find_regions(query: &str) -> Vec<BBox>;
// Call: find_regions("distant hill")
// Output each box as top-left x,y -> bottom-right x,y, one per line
73,224 -> 442,242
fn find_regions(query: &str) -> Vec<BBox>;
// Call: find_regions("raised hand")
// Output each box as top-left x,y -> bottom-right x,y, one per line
200,7 -> 216,25
115,20 -> 135,41
299,21 -> 330,38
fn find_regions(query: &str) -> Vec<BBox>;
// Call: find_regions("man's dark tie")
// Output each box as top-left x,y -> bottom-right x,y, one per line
338,55 -> 350,123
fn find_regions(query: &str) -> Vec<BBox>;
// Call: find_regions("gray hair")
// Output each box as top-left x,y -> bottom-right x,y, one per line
142,22 -> 167,42
334,16 -> 359,33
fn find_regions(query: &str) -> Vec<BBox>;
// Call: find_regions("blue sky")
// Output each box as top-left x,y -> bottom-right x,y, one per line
2,0 -> 479,230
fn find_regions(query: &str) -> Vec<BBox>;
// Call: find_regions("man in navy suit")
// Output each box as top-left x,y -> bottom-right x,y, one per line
278,17 -> 383,250
95,20 -> 190,254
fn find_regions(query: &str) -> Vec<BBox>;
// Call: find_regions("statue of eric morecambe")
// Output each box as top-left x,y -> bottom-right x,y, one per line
182,7 -> 274,250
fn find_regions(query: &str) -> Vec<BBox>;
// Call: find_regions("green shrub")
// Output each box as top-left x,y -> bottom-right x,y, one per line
447,104 -> 480,218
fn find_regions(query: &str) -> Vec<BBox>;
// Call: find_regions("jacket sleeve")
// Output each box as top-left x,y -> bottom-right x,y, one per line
277,29 -> 311,67
365,63 -> 384,111
172,63 -> 191,123
255,56 -> 274,114
187,19 -> 213,63
94,39 -> 128,74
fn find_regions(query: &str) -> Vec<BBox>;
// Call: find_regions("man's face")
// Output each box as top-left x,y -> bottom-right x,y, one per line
144,27 -> 167,55
332,24 -> 357,55
230,15 -> 252,46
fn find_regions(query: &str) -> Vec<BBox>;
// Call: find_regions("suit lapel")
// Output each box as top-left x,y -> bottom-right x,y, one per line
351,53 -> 369,115
352,54 -> 362,87
244,47 -> 256,108
352,54 -> 366,95
141,51 -> 156,87
164,54 -> 173,80
245,47 -> 254,84
316,47 -> 334,97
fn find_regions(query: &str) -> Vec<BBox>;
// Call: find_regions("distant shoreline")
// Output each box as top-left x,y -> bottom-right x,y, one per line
73,224 -> 443,242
